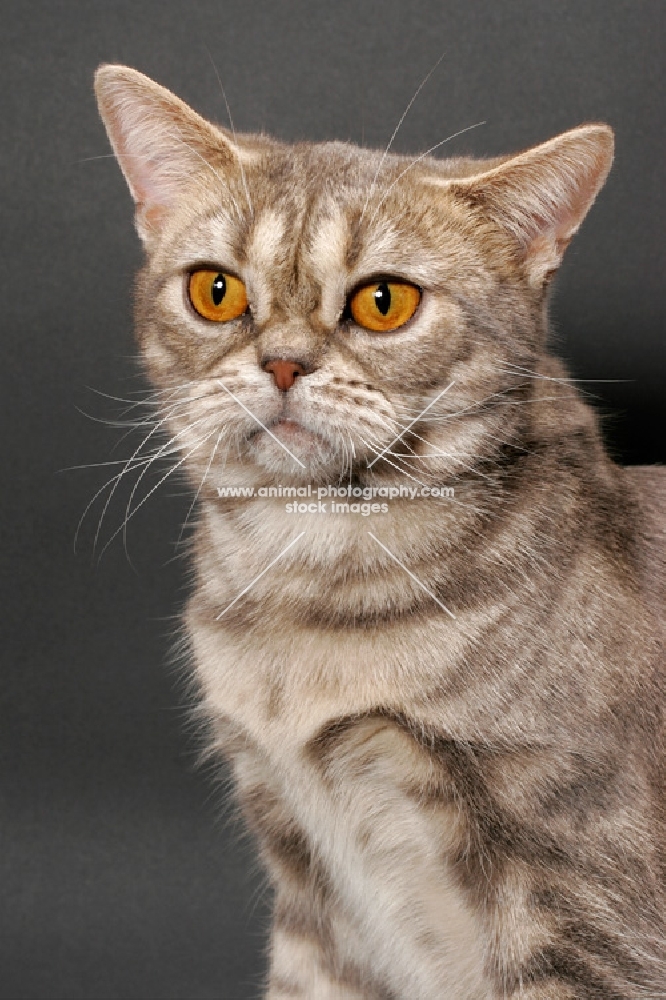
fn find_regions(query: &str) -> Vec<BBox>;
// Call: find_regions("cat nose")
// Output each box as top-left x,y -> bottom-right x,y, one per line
262,358 -> 309,392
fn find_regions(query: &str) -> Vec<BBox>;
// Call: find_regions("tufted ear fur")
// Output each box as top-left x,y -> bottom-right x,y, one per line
439,125 -> 614,286
94,64 -> 247,242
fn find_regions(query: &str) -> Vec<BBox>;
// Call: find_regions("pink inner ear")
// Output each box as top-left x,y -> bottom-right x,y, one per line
110,108 -> 202,214
460,126 -> 614,282
550,168 -> 604,246
111,137 -> 188,236
95,65 -> 242,238
119,147 -> 177,212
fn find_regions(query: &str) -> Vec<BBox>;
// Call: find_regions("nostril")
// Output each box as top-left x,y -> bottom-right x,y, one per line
262,358 -> 308,392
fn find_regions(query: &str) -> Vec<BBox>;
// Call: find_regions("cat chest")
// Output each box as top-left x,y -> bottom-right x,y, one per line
264,716 -> 492,999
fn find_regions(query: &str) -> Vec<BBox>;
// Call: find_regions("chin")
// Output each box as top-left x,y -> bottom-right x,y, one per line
247,422 -> 344,480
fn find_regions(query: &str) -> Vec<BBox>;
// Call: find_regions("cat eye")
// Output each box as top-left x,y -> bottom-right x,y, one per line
349,280 -> 421,332
188,269 -> 249,322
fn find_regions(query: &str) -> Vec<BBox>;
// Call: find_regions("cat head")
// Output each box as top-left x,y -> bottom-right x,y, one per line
94,65 -> 613,490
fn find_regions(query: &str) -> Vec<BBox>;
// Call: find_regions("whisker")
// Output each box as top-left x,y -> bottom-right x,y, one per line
357,413 -> 497,493
77,151 -> 164,164
74,441 -> 184,555
77,387 -> 219,555
359,436 -> 487,516
345,431 -> 355,482
91,409 -> 195,556
204,46 -> 254,218
99,425 -> 220,562
367,121 -> 486,227
177,423 -> 227,547
164,130 -> 243,221
359,50 -> 447,223
497,360 -> 629,385
118,414 -> 219,557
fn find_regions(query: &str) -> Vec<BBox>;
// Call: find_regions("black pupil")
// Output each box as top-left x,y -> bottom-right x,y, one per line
374,282 -> 391,315
211,274 -> 226,305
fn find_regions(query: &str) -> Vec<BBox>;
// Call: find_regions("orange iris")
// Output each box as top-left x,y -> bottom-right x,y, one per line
349,280 -> 421,332
188,270 -> 248,322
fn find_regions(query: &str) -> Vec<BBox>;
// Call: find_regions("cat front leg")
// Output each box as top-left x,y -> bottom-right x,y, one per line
267,910 -> 375,999
232,749 -> 385,998
260,849 -> 387,999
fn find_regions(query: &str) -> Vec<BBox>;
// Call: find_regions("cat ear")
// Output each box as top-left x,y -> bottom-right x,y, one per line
443,125 -> 614,286
94,64 -> 246,242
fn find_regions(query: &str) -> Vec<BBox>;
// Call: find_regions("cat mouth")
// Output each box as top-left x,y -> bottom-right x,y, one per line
246,415 -> 322,442
246,414 -> 333,467
269,417 -> 311,437
264,417 -> 327,449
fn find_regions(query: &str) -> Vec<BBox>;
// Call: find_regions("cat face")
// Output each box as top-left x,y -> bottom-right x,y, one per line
132,139 -> 507,487
95,66 -> 613,492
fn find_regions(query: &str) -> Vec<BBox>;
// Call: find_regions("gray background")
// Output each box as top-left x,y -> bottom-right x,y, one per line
1,1 -> 664,997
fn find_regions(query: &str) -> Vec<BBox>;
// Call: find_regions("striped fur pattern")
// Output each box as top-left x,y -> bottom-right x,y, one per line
95,66 -> 666,998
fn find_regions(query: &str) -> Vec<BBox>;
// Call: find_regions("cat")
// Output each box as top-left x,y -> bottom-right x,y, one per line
94,64 -> 666,999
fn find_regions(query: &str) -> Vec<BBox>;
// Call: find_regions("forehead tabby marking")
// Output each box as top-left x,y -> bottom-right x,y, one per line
245,208 -> 290,325
248,208 -> 288,272
304,202 -> 350,326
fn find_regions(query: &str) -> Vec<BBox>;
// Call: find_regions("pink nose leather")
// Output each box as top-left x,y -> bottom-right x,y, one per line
263,359 -> 307,392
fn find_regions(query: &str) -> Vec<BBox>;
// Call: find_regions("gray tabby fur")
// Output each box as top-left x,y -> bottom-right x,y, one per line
94,64 -> 666,998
